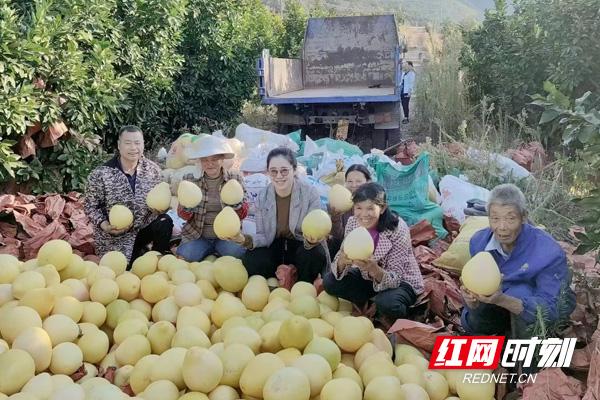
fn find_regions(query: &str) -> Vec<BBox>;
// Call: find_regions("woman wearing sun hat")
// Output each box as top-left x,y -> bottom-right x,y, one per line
175,135 -> 249,261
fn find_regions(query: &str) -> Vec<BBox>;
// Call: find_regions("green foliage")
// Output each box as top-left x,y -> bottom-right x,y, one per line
531,89 -> 600,258
279,0 -> 308,58
168,0 -> 283,128
461,0 -> 600,115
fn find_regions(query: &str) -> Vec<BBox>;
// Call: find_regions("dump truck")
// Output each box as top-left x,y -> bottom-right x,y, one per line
257,15 -> 404,149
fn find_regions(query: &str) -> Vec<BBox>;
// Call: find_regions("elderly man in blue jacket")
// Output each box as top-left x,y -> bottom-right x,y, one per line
460,184 -> 576,337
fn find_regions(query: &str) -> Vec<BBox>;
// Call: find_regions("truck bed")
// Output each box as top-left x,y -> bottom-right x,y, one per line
262,86 -> 399,105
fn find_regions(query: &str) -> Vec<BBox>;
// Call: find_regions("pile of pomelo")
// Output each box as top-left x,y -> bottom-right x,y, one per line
0,239 -> 495,400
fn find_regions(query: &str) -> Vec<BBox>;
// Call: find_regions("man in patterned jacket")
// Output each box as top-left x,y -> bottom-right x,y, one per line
84,125 -> 173,263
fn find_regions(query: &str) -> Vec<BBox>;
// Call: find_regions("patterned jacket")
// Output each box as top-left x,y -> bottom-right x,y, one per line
84,156 -> 162,261
331,216 -> 424,294
177,168 -> 248,243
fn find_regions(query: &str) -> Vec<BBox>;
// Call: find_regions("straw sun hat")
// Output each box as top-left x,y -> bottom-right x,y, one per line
185,134 -> 235,160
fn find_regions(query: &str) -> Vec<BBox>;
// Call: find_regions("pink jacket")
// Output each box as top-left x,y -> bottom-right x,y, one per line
331,216 -> 424,294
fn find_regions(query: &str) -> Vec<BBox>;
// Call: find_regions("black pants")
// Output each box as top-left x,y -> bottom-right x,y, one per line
130,213 -> 174,264
242,238 -> 326,283
401,93 -> 411,119
328,237 -> 342,260
323,269 -> 417,320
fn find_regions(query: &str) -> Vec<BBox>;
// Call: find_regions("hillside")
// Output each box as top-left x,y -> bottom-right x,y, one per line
263,0 -> 498,24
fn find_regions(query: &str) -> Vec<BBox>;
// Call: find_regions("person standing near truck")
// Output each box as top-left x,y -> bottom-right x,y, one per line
400,61 -> 416,124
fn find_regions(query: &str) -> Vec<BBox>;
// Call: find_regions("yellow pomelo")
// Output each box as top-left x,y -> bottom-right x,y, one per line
211,293 -> 247,328
332,364 -> 363,390
304,337 -> 341,371
11,270 -> 45,299
147,320 -> 176,354
359,352 -> 397,383
423,371 -> 449,400
178,180 -> 203,208
86,265 -> 116,286
182,347 -> 224,393
171,326 -> 211,349
223,326 -> 261,354
214,207 -> 242,240
354,342 -> 381,370
171,268 -> 196,285
289,295 -> 320,319
50,342 -> 83,375
263,367 -> 311,400
239,353 -> 285,398
0,254 -> 20,283
0,305 -> 42,344
142,380 -> 179,400
260,321 -> 283,353
131,253 -> 159,278
320,378 -> 362,400
191,261 -> 218,287
0,284 -> 13,307
394,343 -> 423,365
62,278 -> 89,302
0,349 -> 36,395
77,329 -> 109,364
343,227 -> 374,260
42,314 -> 79,346
157,253 -> 178,271
279,315 -> 314,350
317,291 -> 339,311
276,348 -> 302,366
218,343 -> 255,388
130,298 -> 152,319
21,372 -> 53,400
19,288 -> 55,318
333,316 -> 372,352
115,334 -> 151,367
328,184 -> 353,212
99,251 -> 128,276
309,318 -> 334,339
179,393 -> 209,400
174,282 -> 203,307
269,287 -> 290,302
114,318 -> 148,344
290,281 -> 317,299
147,182 -> 172,212
208,385 -> 238,400
301,209 -> 332,241
35,265 -> 60,287
397,363 -> 426,386
461,251 -> 501,296
241,276 -> 270,311
89,278 -> 119,306
455,371 -> 495,400
150,347 -> 186,389
400,383 -> 431,400
37,239 -> 73,271
220,179 -> 244,205
405,353 -> 430,371
267,277 -> 279,288
246,313 -> 265,331
109,204 -> 134,229
114,364 -> 134,387
213,256 -> 248,293
81,301 -> 107,327
364,376 -> 403,400
322,311 -> 343,327
60,254 -> 87,280
52,295 -> 83,322
140,274 -> 169,304
12,327 -> 52,372
105,298 -> 131,329
116,272 -> 141,301
198,279 -> 218,300
291,354 -> 332,397
130,354 -> 160,394
151,296 -> 180,323
370,328 -> 393,357
177,306 -> 211,334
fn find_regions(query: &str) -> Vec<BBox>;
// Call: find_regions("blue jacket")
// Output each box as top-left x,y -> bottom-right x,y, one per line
468,224 -> 575,325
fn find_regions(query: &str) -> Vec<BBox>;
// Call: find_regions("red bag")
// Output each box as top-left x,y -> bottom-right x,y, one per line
275,264 -> 297,290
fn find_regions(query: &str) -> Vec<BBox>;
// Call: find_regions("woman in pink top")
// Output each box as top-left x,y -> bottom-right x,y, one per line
323,182 -> 424,321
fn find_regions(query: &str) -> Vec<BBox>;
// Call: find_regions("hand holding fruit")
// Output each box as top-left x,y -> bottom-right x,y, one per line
100,220 -> 132,236
353,257 -> 383,282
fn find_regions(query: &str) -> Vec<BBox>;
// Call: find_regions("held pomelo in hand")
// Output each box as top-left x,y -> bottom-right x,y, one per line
108,204 -> 133,229
301,209 -> 332,241
461,251 -> 502,296
178,180 -> 203,208
146,182 -> 172,212
213,207 -> 241,240
342,226 -> 374,260
220,179 -> 244,205
328,184 -> 353,212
